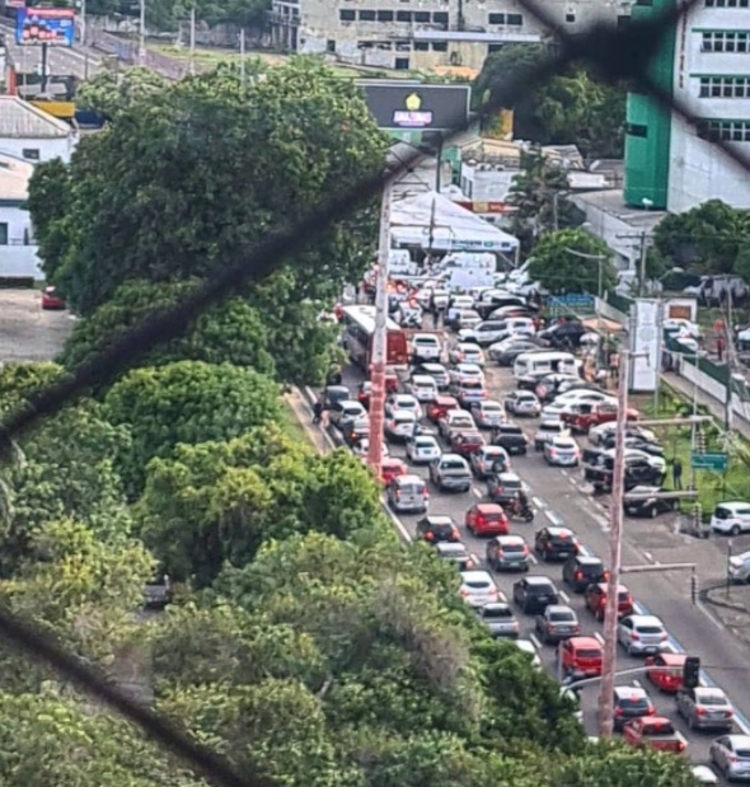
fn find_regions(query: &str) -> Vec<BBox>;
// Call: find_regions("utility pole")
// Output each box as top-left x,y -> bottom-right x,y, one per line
189,6 -> 196,75
138,0 -> 146,65
562,247 -> 606,299
597,348 -> 647,738
366,175 -> 394,473
724,296 -> 736,432
638,231 -> 648,297
239,28 -> 246,87
80,0 -> 86,47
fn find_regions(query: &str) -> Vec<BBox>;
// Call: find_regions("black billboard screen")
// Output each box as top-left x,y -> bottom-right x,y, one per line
357,82 -> 471,131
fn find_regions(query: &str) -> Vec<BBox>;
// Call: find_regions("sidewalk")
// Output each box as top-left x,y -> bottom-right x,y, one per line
661,371 -> 750,441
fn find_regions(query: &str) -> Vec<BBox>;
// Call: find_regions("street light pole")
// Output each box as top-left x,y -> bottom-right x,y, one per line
138,0 -> 146,64
366,175 -> 394,473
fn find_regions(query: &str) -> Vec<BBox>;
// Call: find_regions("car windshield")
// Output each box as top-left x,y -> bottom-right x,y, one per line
433,523 -> 455,535
550,611 -> 575,622
465,580 -> 491,590
483,606 -> 513,619
577,649 -> 601,659
736,749 -> 750,759
700,694 -> 729,706
619,696 -> 650,709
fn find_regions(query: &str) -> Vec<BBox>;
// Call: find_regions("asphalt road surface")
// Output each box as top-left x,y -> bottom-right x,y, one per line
332,342 -> 750,783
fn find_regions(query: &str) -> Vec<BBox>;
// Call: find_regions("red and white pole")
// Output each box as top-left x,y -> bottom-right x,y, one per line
367,176 -> 394,473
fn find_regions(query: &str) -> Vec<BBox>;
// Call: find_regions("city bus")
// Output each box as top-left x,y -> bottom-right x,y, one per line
341,305 -> 409,372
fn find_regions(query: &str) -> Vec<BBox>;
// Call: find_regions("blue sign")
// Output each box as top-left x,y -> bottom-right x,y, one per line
16,7 -> 75,47
554,294 -> 596,309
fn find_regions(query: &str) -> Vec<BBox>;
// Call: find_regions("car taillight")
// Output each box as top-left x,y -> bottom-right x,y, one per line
727,709 -> 734,717
460,588 -> 470,597
677,741 -> 686,753
615,708 -> 623,716
696,707 -> 707,716
647,705 -> 655,715
575,570 -> 583,580
425,530 -> 433,540
631,632 -> 640,640
522,546 -> 529,556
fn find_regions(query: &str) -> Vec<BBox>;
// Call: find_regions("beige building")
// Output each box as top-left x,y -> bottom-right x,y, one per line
270,0 -> 632,71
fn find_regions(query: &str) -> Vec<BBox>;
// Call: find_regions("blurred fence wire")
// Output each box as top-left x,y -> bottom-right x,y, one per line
2,0 -> 750,785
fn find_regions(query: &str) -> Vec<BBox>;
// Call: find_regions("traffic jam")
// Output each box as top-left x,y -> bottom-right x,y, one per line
316,293 -> 750,785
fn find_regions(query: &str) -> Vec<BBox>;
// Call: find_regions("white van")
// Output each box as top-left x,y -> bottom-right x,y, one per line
513,351 -> 578,379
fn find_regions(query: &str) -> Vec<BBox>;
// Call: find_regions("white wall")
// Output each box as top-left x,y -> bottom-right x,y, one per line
0,135 -> 76,164
570,196 -> 640,269
0,206 -> 42,278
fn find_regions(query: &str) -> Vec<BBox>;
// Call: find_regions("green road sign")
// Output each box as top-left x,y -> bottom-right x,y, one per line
690,452 -> 728,471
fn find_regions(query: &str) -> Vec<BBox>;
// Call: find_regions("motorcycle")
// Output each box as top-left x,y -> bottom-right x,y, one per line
500,495 -> 535,523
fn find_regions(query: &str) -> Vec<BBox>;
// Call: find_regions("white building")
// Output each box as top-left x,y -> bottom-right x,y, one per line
0,95 -> 77,164
0,153 -> 43,279
668,2 -> 750,211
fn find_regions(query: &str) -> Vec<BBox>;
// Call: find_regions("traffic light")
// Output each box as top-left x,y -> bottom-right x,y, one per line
683,656 -> 701,689
696,429 -> 707,454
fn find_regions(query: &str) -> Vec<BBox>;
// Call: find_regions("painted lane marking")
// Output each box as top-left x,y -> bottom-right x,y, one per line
472,487 -> 483,498
529,633 -> 542,650
559,590 -> 571,605
532,496 -> 546,509
545,509 -> 564,526
594,632 -> 605,645
528,553 -> 539,565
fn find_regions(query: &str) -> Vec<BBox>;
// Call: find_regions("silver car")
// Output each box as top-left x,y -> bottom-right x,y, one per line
534,604 -> 581,644
533,418 -> 567,451
470,445 -> 510,479
710,735 -> 750,781
477,602 -> 520,637
429,454 -> 472,493
471,399 -> 506,429
543,435 -> 581,467
617,614 -> 669,655
505,390 -> 542,417
676,687 -> 734,731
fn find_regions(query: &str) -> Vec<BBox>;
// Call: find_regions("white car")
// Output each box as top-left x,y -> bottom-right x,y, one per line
617,614 -> 669,655
505,390 -> 542,416
692,765 -> 719,785
459,570 -> 502,608
351,438 -> 388,459
448,362 -> 485,386
452,309 -> 482,330
408,374 -> 439,403
664,318 -> 702,338
470,445 -> 510,479
711,501 -> 750,535
385,410 -> 418,442
470,399 -> 506,429
438,409 -> 477,438
416,362 -> 451,389
449,342 -> 486,367
710,735 -> 750,782
542,391 -> 616,419
515,638 -> 543,671
385,393 -> 423,421
405,434 -> 442,464
411,333 -> 442,361
543,435 -> 581,467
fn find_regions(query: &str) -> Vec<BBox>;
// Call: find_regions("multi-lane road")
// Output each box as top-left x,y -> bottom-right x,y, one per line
328,338 -> 750,781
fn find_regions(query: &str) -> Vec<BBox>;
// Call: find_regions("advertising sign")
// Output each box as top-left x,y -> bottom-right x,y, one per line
629,298 -> 662,392
6,0 -> 26,8
357,81 -> 471,132
16,7 -> 75,47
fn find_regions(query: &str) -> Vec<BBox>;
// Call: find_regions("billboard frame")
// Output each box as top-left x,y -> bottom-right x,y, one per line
15,7 -> 76,48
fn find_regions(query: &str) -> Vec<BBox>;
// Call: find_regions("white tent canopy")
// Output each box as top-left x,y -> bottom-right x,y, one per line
389,191 -> 519,255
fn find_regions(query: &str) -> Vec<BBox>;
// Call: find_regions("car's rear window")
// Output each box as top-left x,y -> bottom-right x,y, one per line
433,523 -> 455,535
582,564 -> 603,575
483,606 -> 513,619
736,749 -> 750,759
466,580 -> 491,590
443,461 -> 467,471
636,625 -> 663,635
714,506 -> 732,520
576,649 -> 601,659
415,337 -> 437,345
644,720 -> 675,735
483,403 -> 502,411
700,694 -> 729,705
618,591 -> 631,602
618,696 -> 650,709
550,611 -> 576,622
530,584 -> 554,594
502,543 -> 525,553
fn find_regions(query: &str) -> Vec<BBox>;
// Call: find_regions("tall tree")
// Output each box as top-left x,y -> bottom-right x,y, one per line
527,228 -> 617,295
74,67 -> 169,120
29,58 -> 387,317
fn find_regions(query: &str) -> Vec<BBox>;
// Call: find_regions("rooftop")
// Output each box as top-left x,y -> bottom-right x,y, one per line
0,153 -> 35,202
0,95 -> 73,139
571,189 -> 669,231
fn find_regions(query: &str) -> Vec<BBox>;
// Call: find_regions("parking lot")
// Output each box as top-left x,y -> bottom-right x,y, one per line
0,290 -> 74,364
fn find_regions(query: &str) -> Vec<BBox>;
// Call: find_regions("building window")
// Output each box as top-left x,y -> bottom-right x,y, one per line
565,12 -> 575,22
396,10 -> 411,20
432,11 -> 448,23
617,14 -> 630,27
414,10 -> 430,21
340,9 -> 355,20
22,148 -> 40,161
395,57 -> 410,69
327,39 -> 336,51
701,31 -> 750,52
488,43 -> 503,53
489,12 -> 505,23
414,41 -> 429,50
0,223 -> 7,245
626,123 -> 648,137
395,40 -> 411,50
507,13 -> 522,24
432,41 -> 448,51
706,0 -> 749,7
700,76 -> 750,98
359,9 -> 376,20
697,118 -> 750,141
377,9 -> 393,20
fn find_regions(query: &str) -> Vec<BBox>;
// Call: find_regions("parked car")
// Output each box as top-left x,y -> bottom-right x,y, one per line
711,501 -> 750,536
585,582 -> 635,621
534,527 -> 579,562
709,734 -> 750,781
407,374 -> 439,403
459,320 -> 514,347
534,604 -> 581,644
617,614 -> 669,656
411,332 -> 442,361
504,390 -> 542,417
429,454 -> 472,493
543,435 -> 581,467
613,686 -> 656,731
449,342 -> 486,367
435,541 -> 477,571
405,434 -> 442,464
41,285 -> 66,310
386,474 -> 429,513
477,602 -> 520,637
470,399 -> 506,429
645,653 -> 687,693
533,418 -> 568,451
676,687 -> 734,732
470,445 -> 510,479
486,535 -> 531,572
623,716 -> 687,754
438,410 -> 476,439
559,636 -> 603,679
562,554 -> 608,592
491,423 -> 528,455
415,362 -> 451,390
416,515 -> 460,544
427,395 -> 460,423
538,321 -> 587,349
623,486 -> 678,518
465,503 -> 509,537
459,570 -> 501,608
512,575 -> 560,614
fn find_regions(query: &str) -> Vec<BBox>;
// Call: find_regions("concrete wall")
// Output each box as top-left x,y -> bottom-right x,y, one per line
0,206 -> 42,278
571,195 -> 642,269
0,136 -> 75,164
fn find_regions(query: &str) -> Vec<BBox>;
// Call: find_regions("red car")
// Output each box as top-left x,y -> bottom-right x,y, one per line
622,716 -> 687,754
585,582 -> 634,621
381,458 -> 408,485
465,503 -> 509,537
645,653 -> 687,693
560,636 -> 603,678
562,403 -> 640,433
41,285 -> 65,310
449,430 -> 486,457
427,395 -> 460,423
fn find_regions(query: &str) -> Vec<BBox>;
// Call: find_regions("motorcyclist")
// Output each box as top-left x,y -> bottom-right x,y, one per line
312,400 -> 323,425
517,488 -> 530,512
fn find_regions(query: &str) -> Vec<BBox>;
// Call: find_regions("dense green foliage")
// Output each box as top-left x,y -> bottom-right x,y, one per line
475,45 -> 627,158
528,228 -> 617,295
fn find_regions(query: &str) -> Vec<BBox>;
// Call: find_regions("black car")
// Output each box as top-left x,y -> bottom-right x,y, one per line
538,321 -> 587,349
601,434 -> 664,457
516,370 -> 552,392
491,423 -> 528,455
512,575 -> 560,614
562,554 -> 608,592
533,373 -> 582,402
493,342 -> 547,367
591,456 -> 666,492
534,527 -> 579,562
475,294 -> 527,320
416,515 -> 460,543
613,687 -> 655,731
623,486 -> 679,518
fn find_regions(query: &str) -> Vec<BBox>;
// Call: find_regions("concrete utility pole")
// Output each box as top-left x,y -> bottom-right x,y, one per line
239,28 -> 246,87
188,6 -> 196,75
366,175 -> 394,473
138,0 -> 146,65
562,247 -> 606,299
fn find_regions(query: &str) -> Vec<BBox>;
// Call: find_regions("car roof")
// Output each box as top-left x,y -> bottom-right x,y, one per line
477,503 -> 504,513
423,515 -> 455,525
716,501 -> 750,510
552,435 -> 576,444
394,474 -> 425,485
594,582 -> 629,592
456,362 -> 482,371
498,471 -> 521,481
414,333 -> 439,342
482,602 -> 512,611
436,541 -> 468,554
626,614 -> 664,627
461,570 -> 493,581
393,410 -> 417,420
481,399 -> 502,407
546,604 -> 575,615
723,735 -> 750,746
546,526 -> 575,536
441,453 -> 468,462
340,399 -> 364,408
695,687 -> 728,698
569,636 -> 602,647
382,457 -> 406,467
515,639 -> 537,653
524,575 -> 555,585
614,686 -> 649,698
495,534 -> 526,545
576,555 -> 603,565
421,362 -> 446,371
481,445 -> 507,453
412,374 -> 435,383
414,434 -> 438,442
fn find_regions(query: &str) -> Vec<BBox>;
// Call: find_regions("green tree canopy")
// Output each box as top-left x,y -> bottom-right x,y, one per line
29,58 -> 387,317
104,361 -> 281,498
74,67 -> 169,119
528,228 -> 617,296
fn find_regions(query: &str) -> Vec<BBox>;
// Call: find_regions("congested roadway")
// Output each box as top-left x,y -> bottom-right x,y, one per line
326,328 -> 750,782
